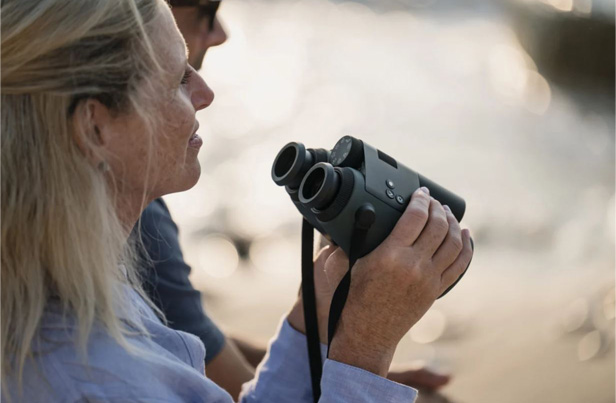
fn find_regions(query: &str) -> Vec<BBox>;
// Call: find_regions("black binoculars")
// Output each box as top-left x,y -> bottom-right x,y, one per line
272,135 -> 467,266
273,136 -> 472,398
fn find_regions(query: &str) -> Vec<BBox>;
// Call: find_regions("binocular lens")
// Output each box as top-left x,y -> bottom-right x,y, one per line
272,142 -> 313,188
303,169 -> 325,200
299,163 -> 340,210
273,146 -> 297,179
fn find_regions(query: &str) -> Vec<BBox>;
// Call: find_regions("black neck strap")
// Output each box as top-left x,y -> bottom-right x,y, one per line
301,214 -> 372,402
301,219 -> 322,402
326,224 -> 369,353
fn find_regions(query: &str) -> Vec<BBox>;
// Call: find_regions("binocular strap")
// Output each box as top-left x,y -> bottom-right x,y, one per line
301,219 -> 323,401
301,219 -> 370,403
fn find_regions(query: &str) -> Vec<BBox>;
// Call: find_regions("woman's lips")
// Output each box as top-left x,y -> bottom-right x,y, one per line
188,123 -> 202,149
188,133 -> 202,149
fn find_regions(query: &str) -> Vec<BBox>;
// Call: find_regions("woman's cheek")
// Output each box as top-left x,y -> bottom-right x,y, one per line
169,94 -> 195,129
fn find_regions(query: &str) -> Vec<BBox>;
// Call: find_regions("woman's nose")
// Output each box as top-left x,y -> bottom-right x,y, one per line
192,75 -> 214,111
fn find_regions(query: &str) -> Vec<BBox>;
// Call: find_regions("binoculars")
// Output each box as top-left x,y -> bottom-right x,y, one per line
272,135 -> 467,266
273,135 -> 470,397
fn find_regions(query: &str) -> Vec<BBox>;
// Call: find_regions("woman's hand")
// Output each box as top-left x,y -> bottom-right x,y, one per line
326,187 -> 473,377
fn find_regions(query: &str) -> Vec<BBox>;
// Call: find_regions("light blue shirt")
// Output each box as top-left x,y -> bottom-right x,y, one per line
5,287 -> 417,402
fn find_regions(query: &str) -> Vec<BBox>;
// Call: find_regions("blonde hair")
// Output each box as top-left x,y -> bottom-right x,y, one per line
1,0 -> 168,394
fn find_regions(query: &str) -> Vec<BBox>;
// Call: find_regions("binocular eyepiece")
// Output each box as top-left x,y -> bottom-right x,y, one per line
299,163 -> 341,210
271,142 -> 331,189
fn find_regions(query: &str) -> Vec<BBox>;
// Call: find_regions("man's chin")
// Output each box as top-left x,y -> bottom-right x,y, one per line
189,52 -> 206,71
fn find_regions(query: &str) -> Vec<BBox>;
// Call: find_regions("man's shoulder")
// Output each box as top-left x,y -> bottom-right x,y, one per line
143,198 -> 172,220
139,198 -> 179,243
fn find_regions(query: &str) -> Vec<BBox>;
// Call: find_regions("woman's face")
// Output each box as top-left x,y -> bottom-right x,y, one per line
102,3 -> 213,204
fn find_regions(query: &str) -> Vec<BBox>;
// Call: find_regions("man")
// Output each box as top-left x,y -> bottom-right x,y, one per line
139,0 -> 452,399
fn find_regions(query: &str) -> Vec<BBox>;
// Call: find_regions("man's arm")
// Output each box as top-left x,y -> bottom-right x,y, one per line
206,338 -> 255,400
229,337 -> 266,368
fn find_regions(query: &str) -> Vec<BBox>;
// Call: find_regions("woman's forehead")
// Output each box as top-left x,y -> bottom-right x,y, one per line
152,5 -> 188,72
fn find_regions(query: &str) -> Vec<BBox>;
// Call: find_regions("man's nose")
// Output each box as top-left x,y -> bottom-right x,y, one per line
206,18 -> 227,48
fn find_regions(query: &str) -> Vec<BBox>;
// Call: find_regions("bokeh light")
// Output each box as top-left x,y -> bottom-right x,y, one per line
578,330 -> 603,361
191,235 -> 239,285
409,309 -> 448,344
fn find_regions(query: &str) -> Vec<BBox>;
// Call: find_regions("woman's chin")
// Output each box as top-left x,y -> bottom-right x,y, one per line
159,162 -> 202,196
181,161 -> 202,191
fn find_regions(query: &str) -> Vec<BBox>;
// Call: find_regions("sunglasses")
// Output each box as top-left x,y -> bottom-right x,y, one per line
169,0 -> 221,32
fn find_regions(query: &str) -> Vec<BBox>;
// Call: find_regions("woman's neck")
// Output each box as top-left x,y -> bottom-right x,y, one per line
114,191 -> 155,240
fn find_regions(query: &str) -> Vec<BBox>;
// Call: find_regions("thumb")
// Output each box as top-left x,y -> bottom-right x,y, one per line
323,247 -> 350,290
314,244 -> 337,267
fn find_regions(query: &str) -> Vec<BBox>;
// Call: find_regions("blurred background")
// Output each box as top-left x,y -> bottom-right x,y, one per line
164,0 -> 615,402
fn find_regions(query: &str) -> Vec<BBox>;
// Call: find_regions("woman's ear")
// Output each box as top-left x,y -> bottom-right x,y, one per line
71,98 -> 114,168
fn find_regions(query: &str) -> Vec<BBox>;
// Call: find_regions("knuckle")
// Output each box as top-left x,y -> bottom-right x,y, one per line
451,236 -> 464,253
406,251 -> 428,277
413,194 -> 431,209
448,215 -> 461,229
461,246 -> 473,265
408,205 -> 429,222
432,215 -> 449,233
382,249 -> 401,270
372,243 -> 397,267
405,265 -> 423,283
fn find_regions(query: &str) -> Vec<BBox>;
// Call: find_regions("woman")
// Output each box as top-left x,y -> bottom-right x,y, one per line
1,0 -> 473,401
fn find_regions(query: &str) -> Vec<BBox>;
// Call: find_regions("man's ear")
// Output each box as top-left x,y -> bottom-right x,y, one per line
71,98 -> 114,167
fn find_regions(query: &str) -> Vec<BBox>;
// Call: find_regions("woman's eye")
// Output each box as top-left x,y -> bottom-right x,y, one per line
181,69 -> 192,85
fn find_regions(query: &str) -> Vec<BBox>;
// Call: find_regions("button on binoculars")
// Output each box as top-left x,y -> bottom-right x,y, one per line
272,135 -> 470,297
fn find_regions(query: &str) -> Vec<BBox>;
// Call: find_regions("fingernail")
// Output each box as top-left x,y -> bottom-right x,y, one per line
443,205 -> 451,213
420,186 -> 429,195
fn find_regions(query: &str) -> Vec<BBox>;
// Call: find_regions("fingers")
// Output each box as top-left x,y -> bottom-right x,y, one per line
431,205 -> 463,268
439,229 -> 473,293
410,197 -> 449,257
312,245 -> 339,289
314,244 -> 337,265
387,187 -> 431,246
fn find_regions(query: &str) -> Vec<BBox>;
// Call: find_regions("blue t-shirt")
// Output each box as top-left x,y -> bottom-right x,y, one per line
137,198 -> 226,363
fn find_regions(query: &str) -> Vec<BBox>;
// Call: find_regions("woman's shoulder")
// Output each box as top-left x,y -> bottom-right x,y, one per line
5,302 -> 231,403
